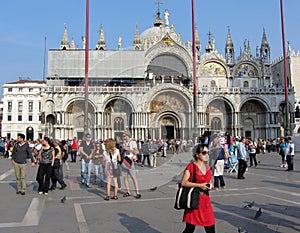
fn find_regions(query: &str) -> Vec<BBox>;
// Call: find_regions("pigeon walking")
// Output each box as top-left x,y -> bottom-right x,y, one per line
243,201 -> 255,208
61,196 -> 66,203
254,207 -> 262,219
150,186 -> 157,191
238,227 -> 248,233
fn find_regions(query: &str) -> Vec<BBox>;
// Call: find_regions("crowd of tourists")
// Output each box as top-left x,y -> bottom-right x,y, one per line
5,132 -> 193,198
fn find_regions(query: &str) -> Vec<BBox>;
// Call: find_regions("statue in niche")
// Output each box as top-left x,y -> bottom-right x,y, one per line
118,36 -> 122,49
164,10 -> 169,27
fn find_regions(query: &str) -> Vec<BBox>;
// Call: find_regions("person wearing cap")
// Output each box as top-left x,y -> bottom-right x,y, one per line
122,131 -> 141,199
285,137 -> 294,171
11,133 -> 36,195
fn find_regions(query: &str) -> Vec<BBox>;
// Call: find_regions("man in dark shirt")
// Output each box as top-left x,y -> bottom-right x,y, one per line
79,134 -> 95,187
11,133 -> 36,195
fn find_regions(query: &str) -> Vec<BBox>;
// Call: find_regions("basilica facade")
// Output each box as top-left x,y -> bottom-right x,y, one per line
1,8 -> 296,141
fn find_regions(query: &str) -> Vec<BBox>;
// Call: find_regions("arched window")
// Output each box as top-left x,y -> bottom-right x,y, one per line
210,80 -> 216,87
114,117 -> 124,131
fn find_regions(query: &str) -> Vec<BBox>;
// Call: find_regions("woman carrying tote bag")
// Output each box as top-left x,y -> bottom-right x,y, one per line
181,144 -> 216,233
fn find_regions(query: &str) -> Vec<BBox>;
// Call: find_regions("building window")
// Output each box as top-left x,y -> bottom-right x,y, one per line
28,101 -> 33,112
29,88 -> 33,92
28,115 -> 33,121
7,115 -> 12,121
7,133 -> 11,140
8,102 -> 12,112
19,88 -> 23,92
18,102 -> 23,112
39,101 -> 42,112
18,115 -> 22,121
8,88 -> 12,92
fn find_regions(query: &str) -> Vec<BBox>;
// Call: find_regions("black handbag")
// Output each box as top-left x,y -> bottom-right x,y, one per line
53,158 -> 60,168
110,153 -> 121,177
174,163 -> 200,210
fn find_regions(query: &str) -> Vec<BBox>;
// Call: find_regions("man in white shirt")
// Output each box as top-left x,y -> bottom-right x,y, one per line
122,131 -> 141,199
285,137 -> 294,171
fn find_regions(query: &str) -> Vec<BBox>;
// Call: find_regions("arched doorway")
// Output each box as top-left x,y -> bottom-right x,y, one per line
104,98 -> 133,138
26,127 -> 34,141
240,100 -> 268,138
46,114 -> 55,138
206,99 -> 233,134
159,114 -> 180,139
66,100 -> 95,139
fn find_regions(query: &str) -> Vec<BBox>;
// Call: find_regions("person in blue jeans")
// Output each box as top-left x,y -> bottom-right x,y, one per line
237,137 -> 248,179
79,134 -> 95,187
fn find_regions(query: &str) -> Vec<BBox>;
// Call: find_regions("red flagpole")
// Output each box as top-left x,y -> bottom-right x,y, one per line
84,0 -> 90,135
191,0 -> 198,139
280,0 -> 290,135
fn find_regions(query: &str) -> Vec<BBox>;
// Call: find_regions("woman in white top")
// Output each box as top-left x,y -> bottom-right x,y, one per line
103,139 -> 121,200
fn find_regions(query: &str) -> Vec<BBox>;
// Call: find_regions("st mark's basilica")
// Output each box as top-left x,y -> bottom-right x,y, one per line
1,7 -> 296,141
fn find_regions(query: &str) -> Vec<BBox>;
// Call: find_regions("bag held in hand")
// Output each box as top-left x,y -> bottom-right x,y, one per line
121,155 -> 132,170
174,163 -> 200,210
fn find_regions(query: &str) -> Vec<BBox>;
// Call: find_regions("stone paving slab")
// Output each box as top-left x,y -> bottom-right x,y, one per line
0,150 -> 299,233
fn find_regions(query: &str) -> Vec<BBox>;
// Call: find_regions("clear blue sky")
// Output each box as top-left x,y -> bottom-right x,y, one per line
0,0 -> 299,97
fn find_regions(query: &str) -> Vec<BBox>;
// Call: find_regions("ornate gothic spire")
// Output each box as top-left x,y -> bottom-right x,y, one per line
195,27 -> 201,51
133,24 -> 141,50
96,25 -> 106,50
260,28 -> 270,63
60,23 -> 70,50
225,27 -> 234,65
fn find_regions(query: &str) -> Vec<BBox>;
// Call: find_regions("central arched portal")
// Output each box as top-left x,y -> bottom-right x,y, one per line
158,114 -> 180,140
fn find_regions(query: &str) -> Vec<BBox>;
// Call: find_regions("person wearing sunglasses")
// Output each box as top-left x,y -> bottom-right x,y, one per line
181,144 -> 215,233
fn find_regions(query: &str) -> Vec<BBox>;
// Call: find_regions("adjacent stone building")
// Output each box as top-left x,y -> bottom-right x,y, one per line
1,8 -> 296,140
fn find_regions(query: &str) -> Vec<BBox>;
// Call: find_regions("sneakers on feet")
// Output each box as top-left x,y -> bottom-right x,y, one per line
44,192 -> 48,196
38,191 -> 43,195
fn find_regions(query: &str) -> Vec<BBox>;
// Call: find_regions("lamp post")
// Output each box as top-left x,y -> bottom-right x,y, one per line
84,0 -> 90,135
191,0 -> 198,141
280,0 -> 291,136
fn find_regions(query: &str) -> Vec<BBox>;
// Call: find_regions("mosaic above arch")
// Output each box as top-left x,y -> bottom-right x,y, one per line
199,61 -> 227,76
150,92 -> 189,113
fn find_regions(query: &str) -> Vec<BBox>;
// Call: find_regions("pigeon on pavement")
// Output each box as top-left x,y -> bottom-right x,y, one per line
61,196 -> 66,203
243,201 -> 255,208
150,186 -> 157,191
254,207 -> 262,219
238,227 -> 248,233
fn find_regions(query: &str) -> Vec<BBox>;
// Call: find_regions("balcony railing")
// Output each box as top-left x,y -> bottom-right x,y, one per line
42,85 -> 294,95
198,87 -> 294,95
42,85 -> 151,94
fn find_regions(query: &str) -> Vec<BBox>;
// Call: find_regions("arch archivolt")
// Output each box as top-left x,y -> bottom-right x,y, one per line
63,97 -> 97,113
143,84 -> 193,112
239,97 -> 271,112
198,59 -> 230,77
144,46 -> 193,78
102,95 -> 135,113
203,96 -> 235,113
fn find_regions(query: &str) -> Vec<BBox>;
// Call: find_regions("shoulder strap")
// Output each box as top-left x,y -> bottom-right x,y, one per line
192,163 -> 197,183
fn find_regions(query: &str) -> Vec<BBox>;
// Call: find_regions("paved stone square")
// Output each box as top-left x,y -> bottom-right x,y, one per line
0,150 -> 299,233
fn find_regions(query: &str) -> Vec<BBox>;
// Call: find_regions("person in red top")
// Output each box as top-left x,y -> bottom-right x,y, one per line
181,144 -> 216,233
71,137 -> 78,162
